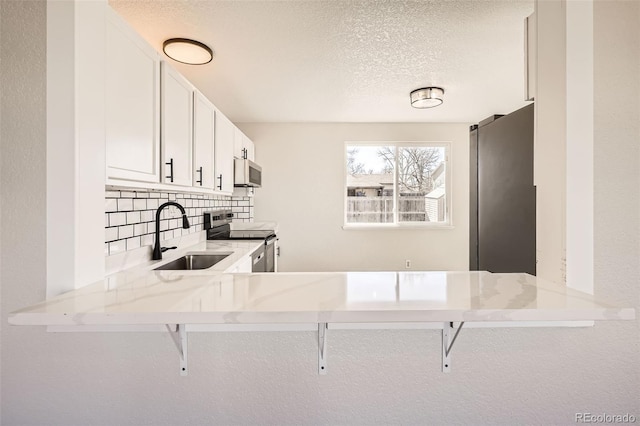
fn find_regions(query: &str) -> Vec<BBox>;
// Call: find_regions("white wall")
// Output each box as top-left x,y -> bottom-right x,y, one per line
566,0 -> 594,294
534,0 -> 567,285
1,1 -> 638,425
46,0 -> 106,297
239,122 -> 470,272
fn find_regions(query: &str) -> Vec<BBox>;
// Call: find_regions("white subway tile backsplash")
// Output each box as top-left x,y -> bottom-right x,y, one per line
133,199 -> 147,210
110,212 -> 126,226
141,210 -> 153,222
109,241 -> 125,255
105,189 -> 249,256
133,223 -> 146,236
126,211 -> 141,224
105,227 -> 118,242
105,198 -> 117,212
126,236 -> 141,250
117,198 -> 133,212
118,225 -> 134,239
141,234 -> 154,246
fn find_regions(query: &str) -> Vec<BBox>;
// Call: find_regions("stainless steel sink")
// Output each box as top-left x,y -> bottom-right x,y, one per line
154,254 -> 230,271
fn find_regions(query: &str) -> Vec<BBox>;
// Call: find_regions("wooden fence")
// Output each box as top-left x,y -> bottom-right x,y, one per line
346,196 -> 429,223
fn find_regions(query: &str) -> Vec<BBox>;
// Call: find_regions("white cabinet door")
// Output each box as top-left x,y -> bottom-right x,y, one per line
193,92 -> 215,189
243,134 -> 255,161
233,127 -> 244,159
105,10 -> 160,183
214,111 -> 235,193
161,63 -> 193,186
226,255 -> 252,273
233,127 -> 255,161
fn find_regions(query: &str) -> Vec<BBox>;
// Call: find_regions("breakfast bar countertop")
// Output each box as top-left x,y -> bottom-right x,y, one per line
8,270 -> 635,326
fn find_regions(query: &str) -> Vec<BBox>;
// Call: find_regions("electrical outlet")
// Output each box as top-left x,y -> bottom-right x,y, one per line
405,259 -> 411,269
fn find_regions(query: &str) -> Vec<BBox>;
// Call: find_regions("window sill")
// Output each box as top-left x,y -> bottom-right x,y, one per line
342,223 -> 454,230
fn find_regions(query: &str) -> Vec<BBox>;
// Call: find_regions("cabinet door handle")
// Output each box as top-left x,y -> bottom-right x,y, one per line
196,166 -> 203,186
166,158 -> 174,183
242,147 -> 247,159
217,174 -> 223,190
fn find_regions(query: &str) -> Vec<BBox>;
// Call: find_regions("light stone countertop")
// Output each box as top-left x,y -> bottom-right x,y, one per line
230,221 -> 278,232
8,268 -> 635,326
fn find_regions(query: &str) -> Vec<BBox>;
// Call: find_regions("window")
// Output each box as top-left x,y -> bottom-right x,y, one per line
345,142 -> 450,226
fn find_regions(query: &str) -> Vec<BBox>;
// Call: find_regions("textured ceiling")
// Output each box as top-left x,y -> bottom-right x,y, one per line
109,0 -> 534,123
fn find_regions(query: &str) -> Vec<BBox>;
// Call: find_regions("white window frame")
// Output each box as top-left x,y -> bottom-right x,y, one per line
343,141 -> 452,229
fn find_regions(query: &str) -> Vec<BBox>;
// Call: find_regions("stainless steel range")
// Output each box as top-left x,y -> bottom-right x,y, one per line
204,210 -> 277,272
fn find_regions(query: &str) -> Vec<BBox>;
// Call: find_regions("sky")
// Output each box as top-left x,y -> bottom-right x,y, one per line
347,145 -> 392,174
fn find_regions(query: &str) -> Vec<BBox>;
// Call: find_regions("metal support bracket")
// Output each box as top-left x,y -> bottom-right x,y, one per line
167,324 -> 188,376
442,321 -> 465,373
318,322 -> 328,375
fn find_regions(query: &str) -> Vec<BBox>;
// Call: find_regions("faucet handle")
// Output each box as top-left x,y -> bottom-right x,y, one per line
160,246 -> 177,253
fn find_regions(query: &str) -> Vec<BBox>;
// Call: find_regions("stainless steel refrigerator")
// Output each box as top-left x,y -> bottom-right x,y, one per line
469,103 -> 536,275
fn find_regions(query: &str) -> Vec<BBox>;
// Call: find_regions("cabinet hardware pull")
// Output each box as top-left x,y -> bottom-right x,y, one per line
217,174 -> 223,190
166,158 -> 174,183
242,147 -> 247,159
196,167 -> 203,186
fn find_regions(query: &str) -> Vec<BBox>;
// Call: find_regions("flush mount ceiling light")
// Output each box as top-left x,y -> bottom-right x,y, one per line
410,87 -> 445,109
163,38 -> 213,65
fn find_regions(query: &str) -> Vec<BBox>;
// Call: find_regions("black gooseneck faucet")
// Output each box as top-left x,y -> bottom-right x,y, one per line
152,201 -> 190,260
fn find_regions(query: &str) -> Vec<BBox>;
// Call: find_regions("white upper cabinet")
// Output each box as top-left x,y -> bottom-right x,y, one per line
214,112 -> 235,193
105,9 -> 160,183
161,63 -> 193,187
243,134 -> 255,161
233,127 -> 255,161
233,127 -> 244,159
193,92 -> 216,189
104,8 -> 251,193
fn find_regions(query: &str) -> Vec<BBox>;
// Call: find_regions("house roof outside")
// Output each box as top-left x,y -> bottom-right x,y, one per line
346,173 -> 393,190
425,187 -> 446,199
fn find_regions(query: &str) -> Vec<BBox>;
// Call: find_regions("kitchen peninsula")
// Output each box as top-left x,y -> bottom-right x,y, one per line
9,244 -> 635,376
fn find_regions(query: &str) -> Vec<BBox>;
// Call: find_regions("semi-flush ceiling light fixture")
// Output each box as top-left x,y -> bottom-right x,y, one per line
410,87 -> 445,108
163,38 -> 213,65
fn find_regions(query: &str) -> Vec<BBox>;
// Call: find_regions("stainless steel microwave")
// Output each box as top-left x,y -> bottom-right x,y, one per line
234,159 -> 262,187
